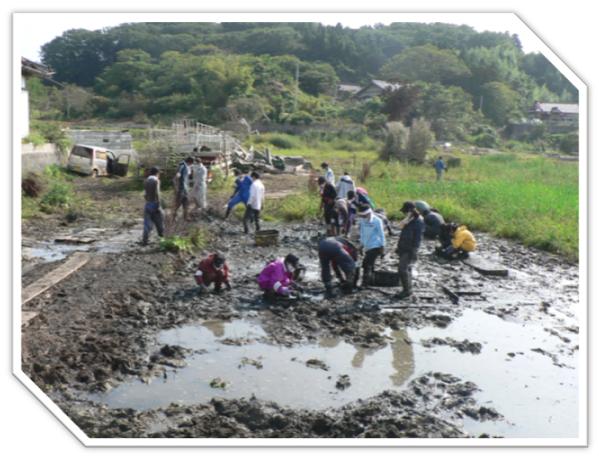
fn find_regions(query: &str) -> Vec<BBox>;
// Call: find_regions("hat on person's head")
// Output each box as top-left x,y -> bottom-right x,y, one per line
149,166 -> 160,175
317,176 -> 326,185
357,204 -> 372,217
284,253 -> 300,268
185,156 -> 194,164
213,252 -> 226,268
400,201 -> 416,213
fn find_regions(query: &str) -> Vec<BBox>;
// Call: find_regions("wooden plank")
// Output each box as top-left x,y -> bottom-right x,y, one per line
441,286 -> 460,304
462,254 -> 509,277
54,236 -> 95,244
21,252 -> 90,307
21,311 -> 39,326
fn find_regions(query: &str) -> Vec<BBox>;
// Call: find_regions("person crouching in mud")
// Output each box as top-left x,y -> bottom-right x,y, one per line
257,254 -> 303,300
436,222 -> 477,259
194,252 -> 231,294
318,236 -> 359,298
395,201 -> 424,300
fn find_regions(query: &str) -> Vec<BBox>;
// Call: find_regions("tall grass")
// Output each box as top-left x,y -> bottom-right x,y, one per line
266,146 -> 579,260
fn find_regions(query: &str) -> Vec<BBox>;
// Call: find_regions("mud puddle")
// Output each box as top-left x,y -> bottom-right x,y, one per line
410,308 -> 578,438
89,317 -> 415,411
22,226 -> 141,266
90,306 -> 578,438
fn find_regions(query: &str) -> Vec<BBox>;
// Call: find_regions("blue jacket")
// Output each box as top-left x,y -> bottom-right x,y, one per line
397,216 -> 424,253
359,214 -> 386,251
434,159 -> 446,172
237,175 -> 253,203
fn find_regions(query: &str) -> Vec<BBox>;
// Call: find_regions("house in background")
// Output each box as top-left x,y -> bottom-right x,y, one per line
529,101 -> 579,132
335,83 -> 362,99
354,79 -> 401,101
20,57 -> 54,140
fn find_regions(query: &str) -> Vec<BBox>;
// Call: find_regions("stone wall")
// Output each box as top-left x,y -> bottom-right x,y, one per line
21,143 -> 62,174
64,130 -> 135,157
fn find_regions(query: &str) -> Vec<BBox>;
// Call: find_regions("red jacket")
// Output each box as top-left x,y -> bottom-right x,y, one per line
195,254 -> 230,286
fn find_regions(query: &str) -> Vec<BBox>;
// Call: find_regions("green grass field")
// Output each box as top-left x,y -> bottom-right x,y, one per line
254,138 -> 579,260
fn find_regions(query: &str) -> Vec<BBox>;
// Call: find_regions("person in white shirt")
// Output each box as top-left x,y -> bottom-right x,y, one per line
191,159 -> 207,210
336,171 -> 355,200
321,162 -> 335,185
244,171 -> 265,234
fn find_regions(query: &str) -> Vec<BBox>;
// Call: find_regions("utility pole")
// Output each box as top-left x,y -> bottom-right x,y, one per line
479,95 -> 484,112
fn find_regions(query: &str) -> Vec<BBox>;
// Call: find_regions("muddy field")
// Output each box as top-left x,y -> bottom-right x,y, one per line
20,176 -> 580,439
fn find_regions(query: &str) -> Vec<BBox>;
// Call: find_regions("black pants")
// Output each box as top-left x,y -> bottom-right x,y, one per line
243,207 -> 261,233
362,247 -> 383,286
319,239 -> 356,284
397,250 -> 417,293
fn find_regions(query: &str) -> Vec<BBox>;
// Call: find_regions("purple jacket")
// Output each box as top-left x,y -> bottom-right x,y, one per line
257,259 -> 293,294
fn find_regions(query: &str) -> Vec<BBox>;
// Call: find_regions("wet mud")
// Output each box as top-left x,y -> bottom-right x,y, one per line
20,177 -> 579,439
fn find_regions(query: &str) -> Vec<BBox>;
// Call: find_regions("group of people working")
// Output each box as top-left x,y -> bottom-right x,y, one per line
143,156 -> 477,302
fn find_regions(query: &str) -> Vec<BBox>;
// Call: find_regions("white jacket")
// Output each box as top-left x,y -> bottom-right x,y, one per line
248,179 -> 265,210
336,175 -> 355,200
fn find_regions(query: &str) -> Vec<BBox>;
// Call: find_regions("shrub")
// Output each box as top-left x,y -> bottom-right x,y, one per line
22,174 -> 42,197
268,135 -> 298,149
40,181 -> 73,210
380,121 -> 409,161
406,118 -> 435,164
159,236 -> 193,253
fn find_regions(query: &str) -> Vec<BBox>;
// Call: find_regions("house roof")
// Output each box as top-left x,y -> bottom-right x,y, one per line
337,83 -> 362,94
371,79 -> 402,91
355,79 -> 402,98
533,102 -> 579,115
21,57 -> 54,79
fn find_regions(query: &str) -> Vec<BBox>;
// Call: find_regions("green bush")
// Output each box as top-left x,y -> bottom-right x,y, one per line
40,181 -> 73,210
159,236 -> 193,253
269,135 -> 299,149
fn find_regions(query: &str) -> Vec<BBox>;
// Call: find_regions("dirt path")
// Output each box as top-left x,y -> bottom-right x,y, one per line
20,174 -> 580,439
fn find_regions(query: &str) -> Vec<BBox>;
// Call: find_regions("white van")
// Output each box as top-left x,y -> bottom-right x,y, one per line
67,144 -> 130,177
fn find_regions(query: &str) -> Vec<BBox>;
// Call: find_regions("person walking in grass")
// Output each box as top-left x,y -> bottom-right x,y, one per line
321,162 -> 335,185
243,171 -> 265,234
141,167 -> 165,245
434,156 -> 447,181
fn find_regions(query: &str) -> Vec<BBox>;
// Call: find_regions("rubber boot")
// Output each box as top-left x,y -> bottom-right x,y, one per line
362,267 -> 373,287
396,270 -> 412,300
224,206 -> 231,219
324,282 -> 335,299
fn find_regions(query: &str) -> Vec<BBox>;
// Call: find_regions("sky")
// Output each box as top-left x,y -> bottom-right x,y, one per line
15,12 -> 545,62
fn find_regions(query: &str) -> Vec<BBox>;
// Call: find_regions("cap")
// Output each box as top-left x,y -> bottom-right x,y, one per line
400,201 -> 416,213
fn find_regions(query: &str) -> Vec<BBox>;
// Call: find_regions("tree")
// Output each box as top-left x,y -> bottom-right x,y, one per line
406,118 -> 435,163
380,121 -> 409,161
414,83 -> 478,141
381,85 -> 420,122
480,81 -> 521,126
380,44 -> 471,85
41,29 -> 116,86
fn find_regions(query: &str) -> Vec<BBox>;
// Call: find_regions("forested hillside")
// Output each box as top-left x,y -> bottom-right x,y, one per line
31,22 -> 577,143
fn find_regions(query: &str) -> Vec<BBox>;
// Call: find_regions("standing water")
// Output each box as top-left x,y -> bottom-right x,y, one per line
90,308 -> 578,438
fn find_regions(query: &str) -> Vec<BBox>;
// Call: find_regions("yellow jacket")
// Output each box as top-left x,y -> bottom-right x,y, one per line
452,225 -> 476,252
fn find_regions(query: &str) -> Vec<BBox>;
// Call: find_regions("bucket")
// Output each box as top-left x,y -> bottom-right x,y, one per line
373,270 -> 400,287
255,229 -> 279,247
